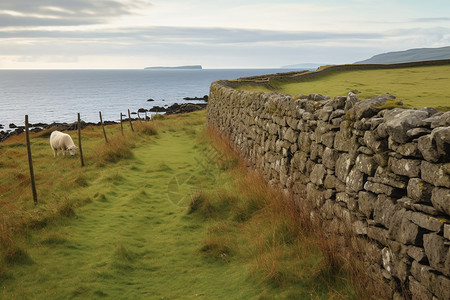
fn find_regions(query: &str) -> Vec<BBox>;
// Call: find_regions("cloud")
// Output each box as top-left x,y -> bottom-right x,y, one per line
0,0 -> 151,27
412,17 -> 450,22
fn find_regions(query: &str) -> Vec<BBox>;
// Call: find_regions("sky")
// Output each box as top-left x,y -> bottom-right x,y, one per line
0,0 -> 449,69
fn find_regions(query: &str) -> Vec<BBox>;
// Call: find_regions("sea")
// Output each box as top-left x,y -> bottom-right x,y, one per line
0,69 -> 297,130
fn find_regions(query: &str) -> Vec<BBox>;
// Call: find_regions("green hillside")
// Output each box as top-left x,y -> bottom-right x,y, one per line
355,46 -> 450,64
236,63 -> 450,111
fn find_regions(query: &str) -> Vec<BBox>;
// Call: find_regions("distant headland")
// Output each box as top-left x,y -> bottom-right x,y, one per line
144,65 -> 202,70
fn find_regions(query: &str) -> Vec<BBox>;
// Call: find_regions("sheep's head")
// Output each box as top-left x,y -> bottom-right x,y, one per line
69,146 -> 78,156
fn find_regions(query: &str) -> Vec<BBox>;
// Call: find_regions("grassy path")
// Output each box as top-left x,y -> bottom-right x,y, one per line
2,125 -> 261,299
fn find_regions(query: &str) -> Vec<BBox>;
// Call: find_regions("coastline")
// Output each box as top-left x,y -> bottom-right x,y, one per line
0,101 -> 207,142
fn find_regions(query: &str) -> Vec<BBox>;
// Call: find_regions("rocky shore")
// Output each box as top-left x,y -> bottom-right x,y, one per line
0,99 -> 207,142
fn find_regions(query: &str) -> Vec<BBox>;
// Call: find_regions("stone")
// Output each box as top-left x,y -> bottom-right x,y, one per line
363,131 -> 388,153
407,127 -> 432,138
292,151 -> 308,173
334,130 -> 352,152
355,154 -> 377,176
444,224 -> 450,240
335,153 -> 352,182
418,134 -> 440,163
284,127 -> 297,143
320,131 -> 335,148
381,247 -> 393,274
431,187 -> 450,215
358,191 -> 377,218
388,209 -> 421,245
353,220 -> 368,235
432,126 -> 450,161
407,246 -> 427,263
409,276 -> 433,300
384,109 -> 429,143
322,147 -> 339,170
364,181 -> 404,197
346,167 -> 365,193
389,157 -> 421,178
423,233 -> 450,276
298,132 -> 311,153
405,211 -> 443,232
367,226 -> 388,245
352,93 -> 394,119
373,166 -> 408,189
310,164 -> 326,186
306,183 -> 325,208
395,142 -> 422,158
330,109 -> 345,119
344,92 -> 358,111
336,192 -> 358,211
411,261 -> 450,300
407,178 -> 433,203
373,195 -> 400,227
421,161 -> 450,188
310,142 -> 324,162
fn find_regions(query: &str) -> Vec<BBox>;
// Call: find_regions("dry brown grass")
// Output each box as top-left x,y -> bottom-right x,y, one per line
199,124 -> 389,299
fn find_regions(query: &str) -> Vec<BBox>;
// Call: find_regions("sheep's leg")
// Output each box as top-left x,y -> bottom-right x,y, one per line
53,148 -> 57,157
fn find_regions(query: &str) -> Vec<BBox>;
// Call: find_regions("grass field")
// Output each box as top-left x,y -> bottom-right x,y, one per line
237,64 -> 450,111
0,111 -> 365,299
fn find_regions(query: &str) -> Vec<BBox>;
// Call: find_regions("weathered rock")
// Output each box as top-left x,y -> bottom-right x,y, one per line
364,181 -> 404,197
431,187 -> 450,215
407,247 -> 427,264
346,167 -> 365,193
363,130 -> 388,153
388,209 -> 421,245
445,224 -> 450,240
411,261 -> 450,300
405,211 -> 443,232
344,92 -> 358,112
423,233 -> 450,276
373,166 -> 408,189
421,161 -> 450,188
432,126 -> 450,161
355,154 -> 377,176
358,191 -> 377,218
409,276 -> 433,300
336,192 -> 358,211
385,109 -> 429,143
389,157 -> 421,178
407,127 -> 432,138
373,195 -> 400,227
322,147 -> 339,169
284,127 -> 297,143
367,226 -> 388,245
407,178 -> 433,202
352,93 -> 394,120
310,164 -> 326,186
335,153 -> 352,182
418,134 -> 440,163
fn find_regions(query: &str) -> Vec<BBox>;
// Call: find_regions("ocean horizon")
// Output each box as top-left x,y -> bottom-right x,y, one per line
0,68 -> 299,131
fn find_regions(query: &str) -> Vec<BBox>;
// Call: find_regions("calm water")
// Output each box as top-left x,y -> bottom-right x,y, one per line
0,69 -> 294,129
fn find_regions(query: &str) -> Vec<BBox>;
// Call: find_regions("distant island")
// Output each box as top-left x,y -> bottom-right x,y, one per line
144,65 -> 202,70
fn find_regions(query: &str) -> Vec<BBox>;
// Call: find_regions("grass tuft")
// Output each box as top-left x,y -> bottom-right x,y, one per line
135,122 -> 158,136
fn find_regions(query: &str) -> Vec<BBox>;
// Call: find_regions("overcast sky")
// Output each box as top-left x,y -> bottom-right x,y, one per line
0,0 -> 449,69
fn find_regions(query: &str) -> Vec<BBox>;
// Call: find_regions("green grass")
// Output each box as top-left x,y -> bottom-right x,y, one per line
0,111 -> 364,299
236,64 -> 450,111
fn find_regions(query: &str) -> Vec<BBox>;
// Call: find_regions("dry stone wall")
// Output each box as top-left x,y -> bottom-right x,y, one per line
207,80 -> 450,300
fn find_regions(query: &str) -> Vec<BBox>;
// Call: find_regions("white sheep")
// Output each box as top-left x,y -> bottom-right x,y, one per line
49,131 -> 77,157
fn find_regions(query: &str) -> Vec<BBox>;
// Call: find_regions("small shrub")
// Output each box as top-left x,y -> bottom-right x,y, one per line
135,122 -> 158,136
95,134 -> 133,165
188,191 -> 215,217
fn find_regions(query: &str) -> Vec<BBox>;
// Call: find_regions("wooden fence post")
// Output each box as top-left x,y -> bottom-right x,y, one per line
25,115 -> 38,205
128,109 -> 134,132
120,113 -> 124,135
99,111 -> 108,143
77,113 -> 85,167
